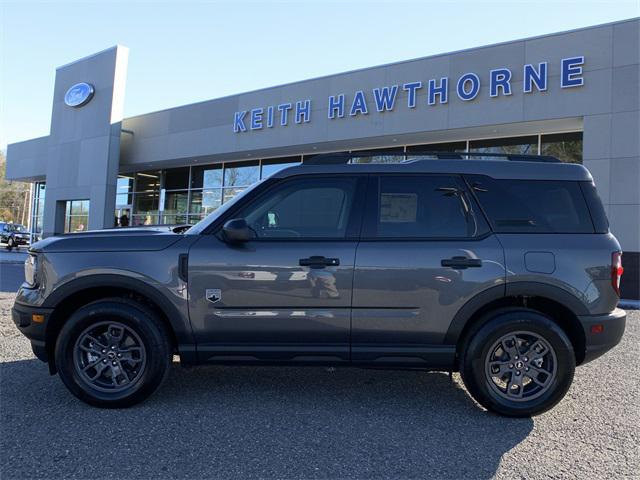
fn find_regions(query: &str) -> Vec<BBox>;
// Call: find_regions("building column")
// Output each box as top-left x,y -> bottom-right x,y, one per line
583,99 -> 640,299
42,46 -> 129,237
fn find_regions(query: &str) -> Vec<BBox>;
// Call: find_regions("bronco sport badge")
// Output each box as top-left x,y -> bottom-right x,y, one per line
205,289 -> 222,304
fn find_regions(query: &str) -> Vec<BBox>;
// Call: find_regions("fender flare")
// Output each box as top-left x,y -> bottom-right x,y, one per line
443,281 -> 589,345
43,274 -> 195,348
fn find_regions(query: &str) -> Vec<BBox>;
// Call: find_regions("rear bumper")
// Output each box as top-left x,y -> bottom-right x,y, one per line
12,301 -> 53,362
578,308 -> 626,364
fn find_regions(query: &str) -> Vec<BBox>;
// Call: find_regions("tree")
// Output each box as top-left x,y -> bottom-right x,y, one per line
0,150 -> 31,225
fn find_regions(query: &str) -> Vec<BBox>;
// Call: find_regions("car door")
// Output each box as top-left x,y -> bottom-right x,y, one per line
352,174 -> 506,367
188,175 -> 366,363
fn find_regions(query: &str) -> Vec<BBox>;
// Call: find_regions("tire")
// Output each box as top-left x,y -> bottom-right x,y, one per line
6,238 -> 13,251
55,298 -> 172,408
459,308 -> 575,417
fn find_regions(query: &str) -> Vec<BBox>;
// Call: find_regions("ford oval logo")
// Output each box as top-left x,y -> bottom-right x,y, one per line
64,82 -> 95,108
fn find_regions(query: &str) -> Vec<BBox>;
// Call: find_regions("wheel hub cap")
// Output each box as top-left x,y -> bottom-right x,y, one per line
73,321 -> 147,393
484,330 -> 558,402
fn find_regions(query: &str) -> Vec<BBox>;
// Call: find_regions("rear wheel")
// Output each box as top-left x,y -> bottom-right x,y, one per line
460,309 -> 575,417
55,298 -> 172,408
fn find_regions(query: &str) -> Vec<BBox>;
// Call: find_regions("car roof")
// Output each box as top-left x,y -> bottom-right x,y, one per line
273,158 -> 592,181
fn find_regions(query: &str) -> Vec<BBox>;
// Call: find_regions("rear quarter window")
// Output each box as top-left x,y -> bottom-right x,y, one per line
465,175 -> 596,233
579,181 -> 609,233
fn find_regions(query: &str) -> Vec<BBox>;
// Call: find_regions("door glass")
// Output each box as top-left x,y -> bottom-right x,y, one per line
236,177 -> 358,239
367,175 -> 485,238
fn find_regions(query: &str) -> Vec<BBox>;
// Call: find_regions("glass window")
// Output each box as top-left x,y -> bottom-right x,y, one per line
367,175 -> 480,238
187,214 -> 205,225
162,190 -> 189,222
469,136 -> 538,157
115,207 -> 131,227
224,161 -> 259,187
350,147 -> 405,164
64,200 -> 90,233
466,175 -> 595,233
261,157 -> 301,179
579,181 -> 608,233
236,177 -> 358,239
31,182 -> 46,238
116,176 -> 133,206
406,141 -> 467,156
190,189 -> 222,215
131,214 -> 156,226
223,187 -> 246,204
541,132 -> 583,164
70,199 -> 89,215
134,191 -> 159,217
191,165 -> 223,189
134,171 -> 161,192
164,167 -> 190,190
161,214 -> 188,225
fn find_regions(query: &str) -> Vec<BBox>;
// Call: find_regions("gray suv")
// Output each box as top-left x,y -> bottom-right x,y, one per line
12,152 -> 626,416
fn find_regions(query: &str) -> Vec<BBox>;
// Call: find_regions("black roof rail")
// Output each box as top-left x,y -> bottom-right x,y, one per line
303,151 -> 561,165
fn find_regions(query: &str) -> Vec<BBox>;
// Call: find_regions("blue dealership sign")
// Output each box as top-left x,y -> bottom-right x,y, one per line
234,56 -> 585,133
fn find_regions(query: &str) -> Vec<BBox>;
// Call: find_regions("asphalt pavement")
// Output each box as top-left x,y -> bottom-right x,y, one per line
1,289 -> 638,479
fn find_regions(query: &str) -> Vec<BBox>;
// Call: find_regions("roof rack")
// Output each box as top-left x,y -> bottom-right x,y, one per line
303,151 -> 561,165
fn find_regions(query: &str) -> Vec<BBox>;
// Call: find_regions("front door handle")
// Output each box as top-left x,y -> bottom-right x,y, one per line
299,256 -> 340,269
441,256 -> 482,269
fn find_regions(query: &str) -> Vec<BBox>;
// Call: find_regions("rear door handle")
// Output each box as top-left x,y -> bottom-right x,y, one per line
299,256 -> 340,269
441,256 -> 482,269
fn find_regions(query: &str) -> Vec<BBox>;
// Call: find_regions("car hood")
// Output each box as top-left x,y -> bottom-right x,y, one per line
30,227 -> 184,253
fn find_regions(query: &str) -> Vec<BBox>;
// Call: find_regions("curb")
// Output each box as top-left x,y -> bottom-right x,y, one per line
620,299 -> 640,311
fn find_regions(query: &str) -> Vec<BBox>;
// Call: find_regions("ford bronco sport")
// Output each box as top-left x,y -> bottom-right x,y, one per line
12,152 -> 626,416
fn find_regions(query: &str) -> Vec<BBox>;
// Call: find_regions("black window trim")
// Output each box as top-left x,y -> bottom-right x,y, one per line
205,173 -> 368,242
359,173 -> 491,242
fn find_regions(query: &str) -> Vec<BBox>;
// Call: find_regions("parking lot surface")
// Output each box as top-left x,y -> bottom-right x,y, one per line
1,292 -> 638,479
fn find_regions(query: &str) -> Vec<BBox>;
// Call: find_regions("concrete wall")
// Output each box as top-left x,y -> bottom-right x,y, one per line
582,20 -> 640,266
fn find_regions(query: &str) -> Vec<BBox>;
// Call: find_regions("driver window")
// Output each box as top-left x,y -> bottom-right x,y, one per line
238,177 -> 358,239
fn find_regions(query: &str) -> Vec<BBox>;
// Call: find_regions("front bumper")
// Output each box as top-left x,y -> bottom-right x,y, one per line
12,301 -> 54,362
578,307 -> 626,364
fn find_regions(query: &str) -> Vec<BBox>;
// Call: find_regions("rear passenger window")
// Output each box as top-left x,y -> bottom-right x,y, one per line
465,175 -> 595,233
366,175 -> 487,238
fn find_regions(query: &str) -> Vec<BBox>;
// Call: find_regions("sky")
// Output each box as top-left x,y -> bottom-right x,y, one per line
1,0 -> 638,150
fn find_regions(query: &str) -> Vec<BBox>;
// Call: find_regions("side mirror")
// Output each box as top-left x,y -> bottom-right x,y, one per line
222,218 -> 255,243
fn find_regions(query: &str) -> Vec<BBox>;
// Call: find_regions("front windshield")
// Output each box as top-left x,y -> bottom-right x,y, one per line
9,224 -> 26,232
185,178 -> 267,235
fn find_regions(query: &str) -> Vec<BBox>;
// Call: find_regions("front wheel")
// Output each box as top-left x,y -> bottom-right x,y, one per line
55,298 -> 172,408
460,309 -> 575,417
6,238 -> 14,251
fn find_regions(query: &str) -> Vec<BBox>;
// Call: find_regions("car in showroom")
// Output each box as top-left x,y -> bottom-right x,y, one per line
12,152 -> 626,416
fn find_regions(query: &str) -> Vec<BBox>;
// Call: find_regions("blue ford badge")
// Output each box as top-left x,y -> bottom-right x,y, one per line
64,82 -> 95,108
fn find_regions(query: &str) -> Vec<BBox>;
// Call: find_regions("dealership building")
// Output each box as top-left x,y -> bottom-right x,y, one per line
5,18 -> 639,298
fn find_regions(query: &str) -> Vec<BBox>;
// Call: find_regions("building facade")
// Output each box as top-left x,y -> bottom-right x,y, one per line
5,19 -> 639,298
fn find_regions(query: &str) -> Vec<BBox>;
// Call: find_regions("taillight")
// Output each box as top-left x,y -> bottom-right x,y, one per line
611,251 -> 623,296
